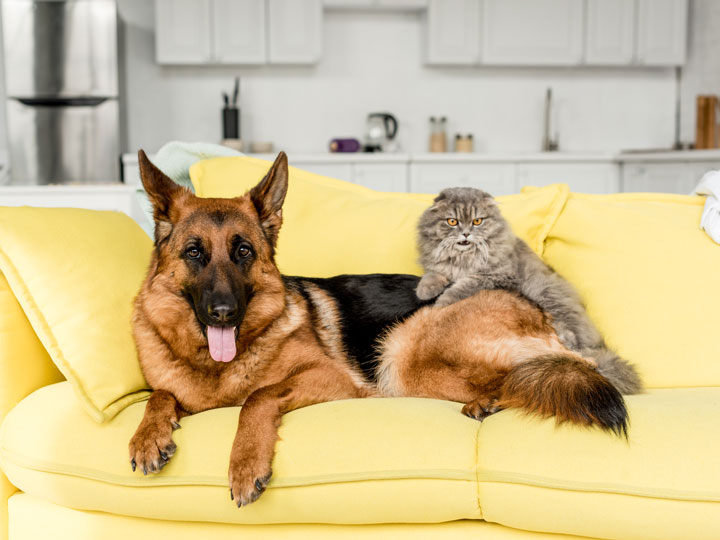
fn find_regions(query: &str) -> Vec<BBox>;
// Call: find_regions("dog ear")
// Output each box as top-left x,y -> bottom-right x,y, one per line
249,151 -> 289,248
138,149 -> 183,244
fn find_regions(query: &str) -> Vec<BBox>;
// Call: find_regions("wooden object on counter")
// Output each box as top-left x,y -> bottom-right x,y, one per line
454,134 -> 474,153
696,95 -> 718,149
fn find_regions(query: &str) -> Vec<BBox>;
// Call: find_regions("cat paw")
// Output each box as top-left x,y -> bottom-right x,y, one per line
416,274 -> 448,300
434,292 -> 457,308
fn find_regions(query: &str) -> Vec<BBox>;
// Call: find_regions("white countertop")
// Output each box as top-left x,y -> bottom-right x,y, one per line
120,149 -> 720,165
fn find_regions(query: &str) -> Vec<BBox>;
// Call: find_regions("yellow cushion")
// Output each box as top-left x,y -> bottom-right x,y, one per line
190,156 -> 569,276
0,383 -> 482,525
2,383 -> 718,538
477,387 -> 720,540
543,193 -> 720,388
0,208 -> 152,422
0,271 -> 65,536
9,493 -> 592,540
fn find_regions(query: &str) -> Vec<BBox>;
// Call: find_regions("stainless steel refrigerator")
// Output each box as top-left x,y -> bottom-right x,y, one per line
2,0 -> 119,184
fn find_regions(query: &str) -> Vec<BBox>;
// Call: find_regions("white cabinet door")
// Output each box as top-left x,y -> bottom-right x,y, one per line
296,162 -> 354,182
636,0 -> 688,65
482,0 -> 583,65
353,163 -> 408,192
621,162 -> 714,194
425,0 -> 481,65
213,0 -> 266,64
155,0 -> 212,64
517,163 -> 619,194
268,0 -> 322,64
410,163 -> 516,196
585,0 -> 635,65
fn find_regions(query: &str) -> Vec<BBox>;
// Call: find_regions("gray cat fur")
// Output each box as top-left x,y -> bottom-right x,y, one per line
416,187 -> 642,394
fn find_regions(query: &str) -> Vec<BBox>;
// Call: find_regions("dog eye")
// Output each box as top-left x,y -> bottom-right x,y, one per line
473,218 -> 483,226
236,245 -> 251,258
186,247 -> 201,259
447,218 -> 458,226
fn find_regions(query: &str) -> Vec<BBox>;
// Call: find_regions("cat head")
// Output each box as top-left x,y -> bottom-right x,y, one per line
417,187 -> 510,265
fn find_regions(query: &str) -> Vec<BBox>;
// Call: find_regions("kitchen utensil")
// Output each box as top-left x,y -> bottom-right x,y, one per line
363,112 -> 398,152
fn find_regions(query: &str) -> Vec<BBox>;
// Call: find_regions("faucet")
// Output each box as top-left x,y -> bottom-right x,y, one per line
542,87 -> 559,152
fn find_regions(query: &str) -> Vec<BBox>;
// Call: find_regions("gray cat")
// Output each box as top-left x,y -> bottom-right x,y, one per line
416,187 -> 642,394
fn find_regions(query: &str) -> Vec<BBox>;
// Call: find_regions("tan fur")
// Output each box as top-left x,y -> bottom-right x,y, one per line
376,289 -> 616,428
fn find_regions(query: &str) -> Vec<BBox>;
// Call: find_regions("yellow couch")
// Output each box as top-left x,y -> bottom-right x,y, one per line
0,157 -> 719,540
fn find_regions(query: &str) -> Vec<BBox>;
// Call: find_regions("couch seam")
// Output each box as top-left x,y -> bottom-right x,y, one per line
0,445 -> 477,489
474,418 -> 483,519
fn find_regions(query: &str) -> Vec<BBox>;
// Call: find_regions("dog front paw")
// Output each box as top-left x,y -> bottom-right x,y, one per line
228,447 -> 273,507
128,419 -> 179,475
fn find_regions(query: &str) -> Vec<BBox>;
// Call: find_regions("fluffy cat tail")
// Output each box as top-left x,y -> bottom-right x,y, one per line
496,355 -> 629,438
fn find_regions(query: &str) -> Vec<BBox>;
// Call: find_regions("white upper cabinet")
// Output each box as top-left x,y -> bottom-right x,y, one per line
155,0 -> 212,64
268,0 -> 323,64
636,0 -> 688,65
425,0 -> 481,65
213,0 -> 266,64
481,0 -> 583,65
155,0 -> 321,65
585,0 -> 635,65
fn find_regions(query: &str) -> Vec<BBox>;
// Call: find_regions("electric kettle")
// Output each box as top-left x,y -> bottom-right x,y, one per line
364,112 -> 398,152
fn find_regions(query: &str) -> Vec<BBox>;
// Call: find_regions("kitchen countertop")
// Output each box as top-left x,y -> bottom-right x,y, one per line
121,150 -> 720,165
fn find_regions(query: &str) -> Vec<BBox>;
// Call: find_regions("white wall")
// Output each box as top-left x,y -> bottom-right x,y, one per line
679,0 -> 720,144
120,2 -> 679,155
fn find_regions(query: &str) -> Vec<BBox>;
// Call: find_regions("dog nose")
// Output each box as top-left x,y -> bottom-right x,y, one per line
208,303 -> 237,323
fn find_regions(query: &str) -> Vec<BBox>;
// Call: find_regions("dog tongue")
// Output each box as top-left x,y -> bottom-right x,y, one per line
207,326 -> 236,363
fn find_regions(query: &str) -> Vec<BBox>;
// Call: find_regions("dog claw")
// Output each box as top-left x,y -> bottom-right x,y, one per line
130,459 -> 136,472
230,489 -> 234,501
159,451 -> 168,461
171,421 -> 181,430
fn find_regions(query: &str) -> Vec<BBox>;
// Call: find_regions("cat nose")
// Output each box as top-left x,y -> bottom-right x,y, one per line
463,232 -> 470,238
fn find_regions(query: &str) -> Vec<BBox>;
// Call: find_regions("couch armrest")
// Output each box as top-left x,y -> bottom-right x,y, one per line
0,271 -> 64,540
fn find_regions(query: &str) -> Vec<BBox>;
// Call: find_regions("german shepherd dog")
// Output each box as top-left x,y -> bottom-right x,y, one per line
129,151 -> 628,507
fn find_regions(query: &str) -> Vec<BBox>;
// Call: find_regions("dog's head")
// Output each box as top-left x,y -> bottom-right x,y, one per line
138,150 -> 288,363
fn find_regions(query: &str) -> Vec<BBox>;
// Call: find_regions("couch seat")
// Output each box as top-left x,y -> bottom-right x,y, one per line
1,383 -> 719,540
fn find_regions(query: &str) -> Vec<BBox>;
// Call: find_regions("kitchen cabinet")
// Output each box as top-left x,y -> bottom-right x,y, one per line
155,0 -> 321,65
268,0 -> 322,64
354,163 -> 407,192
584,0 -> 635,65
213,0 -> 266,64
636,0 -> 688,66
410,162 -> 517,196
424,0 -> 481,66
517,163 -> 619,194
621,162 -> 715,194
155,0 -> 212,64
296,162 -> 354,182
481,0 -> 583,65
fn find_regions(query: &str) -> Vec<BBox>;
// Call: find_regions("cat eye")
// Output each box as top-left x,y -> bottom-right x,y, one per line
472,218 -> 483,226
446,218 -> 458,226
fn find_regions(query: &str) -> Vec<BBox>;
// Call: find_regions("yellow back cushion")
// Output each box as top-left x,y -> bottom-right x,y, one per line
190,156 -> 569,276
543,193 -> 720,388
0,207 -> 152,422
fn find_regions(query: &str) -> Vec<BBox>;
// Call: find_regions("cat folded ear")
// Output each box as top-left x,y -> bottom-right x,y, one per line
433,190 -> 449,203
